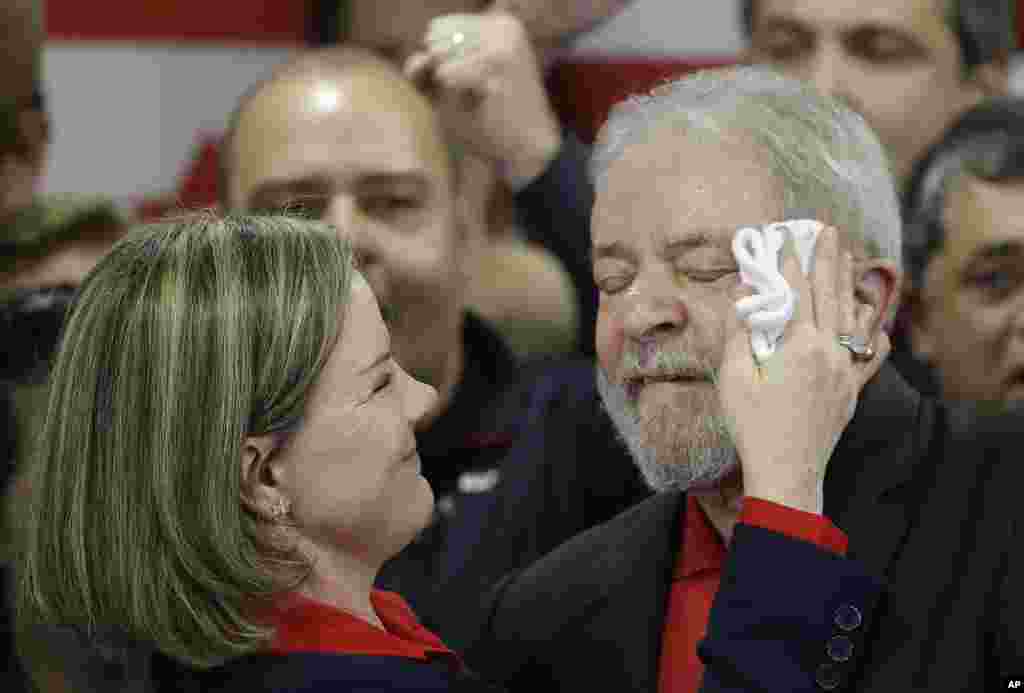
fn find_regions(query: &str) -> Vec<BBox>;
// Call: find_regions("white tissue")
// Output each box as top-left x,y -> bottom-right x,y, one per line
732,220 -> 823,364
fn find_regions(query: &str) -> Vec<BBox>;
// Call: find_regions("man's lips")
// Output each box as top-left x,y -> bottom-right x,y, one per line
624,373 -> 707,398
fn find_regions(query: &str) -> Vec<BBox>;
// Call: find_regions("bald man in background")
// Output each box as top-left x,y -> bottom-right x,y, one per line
315,1 -> 639,358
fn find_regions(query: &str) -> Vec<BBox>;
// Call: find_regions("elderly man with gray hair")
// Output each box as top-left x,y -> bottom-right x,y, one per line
466,66 -> 1023,692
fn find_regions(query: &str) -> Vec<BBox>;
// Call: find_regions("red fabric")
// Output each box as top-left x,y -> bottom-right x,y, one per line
657,495 -> 848,693
46,0 -> 308,43
266,589 -> 463,672
547,58 -> 737,145
740,496 -> 848,555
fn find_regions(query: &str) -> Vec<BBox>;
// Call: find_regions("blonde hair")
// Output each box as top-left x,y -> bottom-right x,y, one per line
16,213 -> 356,670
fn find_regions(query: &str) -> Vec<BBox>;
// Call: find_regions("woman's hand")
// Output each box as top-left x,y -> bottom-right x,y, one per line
717,226 -> 889,514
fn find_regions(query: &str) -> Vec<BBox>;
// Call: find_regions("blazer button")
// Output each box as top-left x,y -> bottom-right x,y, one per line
834,603 -> 862,631
816,663 -> 842,690
827,635 -> 854,662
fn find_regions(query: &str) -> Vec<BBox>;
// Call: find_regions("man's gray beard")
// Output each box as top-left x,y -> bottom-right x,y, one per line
596,366 -> 739,493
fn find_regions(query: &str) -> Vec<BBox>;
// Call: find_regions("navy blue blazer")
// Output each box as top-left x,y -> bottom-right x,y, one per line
468,365 -> 1024,691
154,651 -> 504,693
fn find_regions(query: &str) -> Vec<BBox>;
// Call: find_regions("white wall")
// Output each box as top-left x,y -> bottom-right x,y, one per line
42,43 -> 294,204
569,0 -> 744,57
38,0 -> 1024,204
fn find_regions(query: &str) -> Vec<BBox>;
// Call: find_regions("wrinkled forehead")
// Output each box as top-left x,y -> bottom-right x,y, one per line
942,174 -> 1024,262
754,0 -> 951,38
593,127 -> 786,250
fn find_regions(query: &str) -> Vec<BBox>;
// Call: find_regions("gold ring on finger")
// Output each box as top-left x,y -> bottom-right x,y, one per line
837,334 -> 875,361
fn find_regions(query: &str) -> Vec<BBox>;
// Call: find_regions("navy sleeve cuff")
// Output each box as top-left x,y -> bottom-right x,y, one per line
698,523 -> 884,692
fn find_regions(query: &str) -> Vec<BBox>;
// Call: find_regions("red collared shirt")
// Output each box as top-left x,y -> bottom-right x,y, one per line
268,589 -> 464,673
657,496 -> 848,693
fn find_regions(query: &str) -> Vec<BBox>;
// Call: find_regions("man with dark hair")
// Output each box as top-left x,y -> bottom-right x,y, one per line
742,0 -> 1014,189
900,98 -> 1024,404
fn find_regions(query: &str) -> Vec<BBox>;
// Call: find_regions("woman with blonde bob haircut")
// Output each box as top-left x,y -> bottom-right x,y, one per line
13,213 -> 499,691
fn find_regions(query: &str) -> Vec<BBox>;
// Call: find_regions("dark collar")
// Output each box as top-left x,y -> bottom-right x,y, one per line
529,363 -> 936,690
824,363 -> 938,576
415,312 -> 520,491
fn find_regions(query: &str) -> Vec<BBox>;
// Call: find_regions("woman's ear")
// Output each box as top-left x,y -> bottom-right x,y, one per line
853,258 -> 902,340
240,433 -> 288,521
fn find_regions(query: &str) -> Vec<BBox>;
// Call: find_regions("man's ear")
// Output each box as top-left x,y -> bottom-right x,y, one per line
240,433 -> 288,521
852,258 -> 902,340
971,54 -> 1011,98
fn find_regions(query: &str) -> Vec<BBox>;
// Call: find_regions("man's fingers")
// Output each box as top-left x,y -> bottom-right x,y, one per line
779,229 -> 812,328
810,225 -> 840,333
433,55 -> 492,89
837,248 -> 857,334
404,52 -> 439,89
855,329 -> 889,388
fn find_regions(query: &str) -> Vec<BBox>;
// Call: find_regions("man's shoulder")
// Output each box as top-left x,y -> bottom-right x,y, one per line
491,490 -> 681,629
482,356 -> 601,433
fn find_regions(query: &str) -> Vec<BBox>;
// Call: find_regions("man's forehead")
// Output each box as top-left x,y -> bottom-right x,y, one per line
243,68 -> 434,133
593,132 -> 785,251
233,69 -> 446,183
944,175 -> 1024,258
756,0 -> 949,35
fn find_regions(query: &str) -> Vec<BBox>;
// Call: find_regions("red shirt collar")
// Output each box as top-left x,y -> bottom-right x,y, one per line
674,495 -> 727,580
267,589 -> 462,670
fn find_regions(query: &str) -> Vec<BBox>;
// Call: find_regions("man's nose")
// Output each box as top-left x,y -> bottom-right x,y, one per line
804,43 -> 850,102
621,269 -> 689,341
327,196 -> 379,267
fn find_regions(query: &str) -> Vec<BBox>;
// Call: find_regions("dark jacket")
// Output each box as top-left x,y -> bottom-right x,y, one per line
154,652 -> 504,693
378,319 -> 650,651
513,130 -> 597,357
468,365 -> 1023,691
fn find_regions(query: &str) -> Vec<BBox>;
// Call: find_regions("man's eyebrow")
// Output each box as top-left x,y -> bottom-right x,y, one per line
968,241 -> 1024,262
357,172 -> 431,192
755,16 -> 814,36
843,24 -> 924,48
661,232 -> 722,253
359,350 -> 391,375
247,176 -> 331,208
592,241 -> 638,263
247,171 -> 431,206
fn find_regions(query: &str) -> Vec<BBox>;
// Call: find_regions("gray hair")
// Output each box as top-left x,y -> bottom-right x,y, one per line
591,66 -> 902,266
739,0 -> 1017,75
902,98 -> 1024,288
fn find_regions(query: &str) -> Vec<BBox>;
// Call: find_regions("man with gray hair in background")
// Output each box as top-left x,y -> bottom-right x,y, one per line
466,66 -> 1023,692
